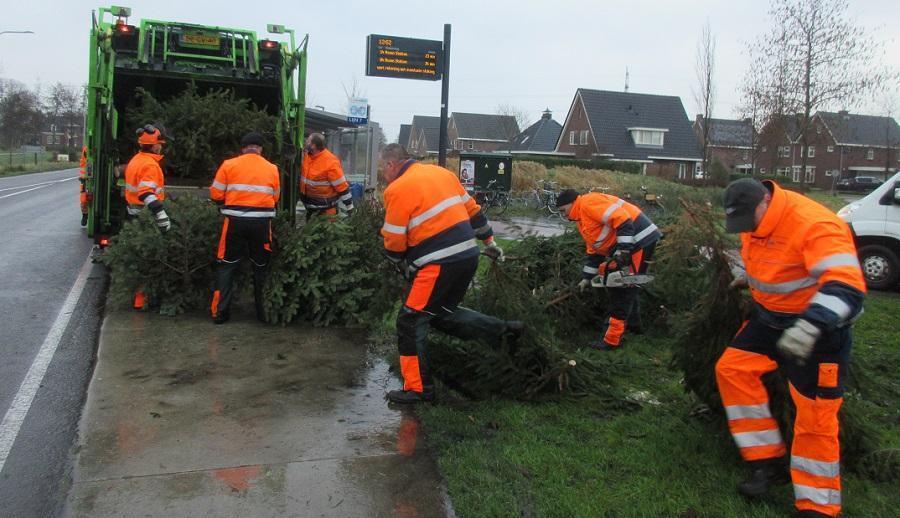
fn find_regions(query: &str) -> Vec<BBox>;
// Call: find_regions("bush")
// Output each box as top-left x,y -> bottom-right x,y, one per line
100,196 -> 221,315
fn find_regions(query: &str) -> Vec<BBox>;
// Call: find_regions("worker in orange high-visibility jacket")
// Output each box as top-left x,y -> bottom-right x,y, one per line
124,124 -> 172,309
556,189 -> 661,351
379,144 -> 523,405
300,132 -> 353,219
209,132 -> 280,324
78,146 -> 89,227
715,178 -> 866,518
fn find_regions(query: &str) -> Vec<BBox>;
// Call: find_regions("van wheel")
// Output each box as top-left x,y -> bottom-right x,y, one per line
858,245 -> 900,290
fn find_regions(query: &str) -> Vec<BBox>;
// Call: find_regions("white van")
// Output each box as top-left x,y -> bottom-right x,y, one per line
837,171 -> 900,289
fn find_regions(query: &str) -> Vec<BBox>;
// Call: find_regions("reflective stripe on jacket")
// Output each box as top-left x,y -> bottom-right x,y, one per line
571,192 -> 660,258
742,181 -> 866,331
300,148 -> 350,209
381,161 -> 491,268
210,152 -> 280,218
124,152 -> 165,208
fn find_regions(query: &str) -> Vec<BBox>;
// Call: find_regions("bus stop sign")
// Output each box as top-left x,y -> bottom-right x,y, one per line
366,34 -> 443,81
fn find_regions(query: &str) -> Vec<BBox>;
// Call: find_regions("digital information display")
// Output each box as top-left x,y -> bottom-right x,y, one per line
366,34 -> 443,81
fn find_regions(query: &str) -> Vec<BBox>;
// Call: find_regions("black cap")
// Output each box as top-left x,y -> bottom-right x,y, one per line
240,132 -> 265,148
724,178 -> 767,233
556,188 -> 579,208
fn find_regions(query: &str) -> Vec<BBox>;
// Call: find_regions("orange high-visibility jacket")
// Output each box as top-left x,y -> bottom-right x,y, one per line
742,181 -> 866,331
569,192 -> 661,277
210,152 -> 280,218
124,151 -> 165,215
300,148 -> 351,209
381,161 -> 492,268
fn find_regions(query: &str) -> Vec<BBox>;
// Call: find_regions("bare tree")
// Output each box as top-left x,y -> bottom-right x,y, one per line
735,77 -> 765,176
693,21 -> 716,181
0,84 -> 43,148
877,88 -> 899,182
494,103 -> 528,139
743,0 -> 893,186
341,77 -> 366,115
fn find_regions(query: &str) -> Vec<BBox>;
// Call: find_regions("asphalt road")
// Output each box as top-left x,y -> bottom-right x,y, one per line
0,169 -> 107,517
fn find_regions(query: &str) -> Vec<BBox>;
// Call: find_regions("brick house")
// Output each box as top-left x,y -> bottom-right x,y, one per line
40,123 -> 84,150
693,116 -> 755,173
757,111 -> 900,189
555,89 -> 702,181
448,112 -> 519,153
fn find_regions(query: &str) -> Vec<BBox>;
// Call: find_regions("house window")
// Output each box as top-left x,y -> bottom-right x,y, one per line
805,166 -> 816,183
808,146 -> 815,158
867,148 -> 874,160
569,131 -> 576,145
630,129 -> 665,146
827,145 -> 834,153
792,166 -> 801,182
677,163 -> 687,180
580,130 -> 589,145
760,168 -> 767,175
468,141 -> 474,150
742,150 -> 749,161
761,146 -> 768,153
778,146 -> 790,158
816,126 -> 822,134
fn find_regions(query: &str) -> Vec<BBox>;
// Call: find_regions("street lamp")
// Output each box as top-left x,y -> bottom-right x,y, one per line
0,31 -> 34,36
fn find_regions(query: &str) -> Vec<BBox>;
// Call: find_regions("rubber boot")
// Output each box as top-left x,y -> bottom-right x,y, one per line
738,458 -> 790,497
387,388 -> 435,404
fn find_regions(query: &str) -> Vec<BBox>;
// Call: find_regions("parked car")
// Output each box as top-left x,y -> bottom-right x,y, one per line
836,176 -> 882,192
838,172 -> 900,289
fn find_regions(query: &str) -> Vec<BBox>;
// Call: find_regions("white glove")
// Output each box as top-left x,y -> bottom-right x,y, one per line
155,209 -> 171,233
483,242 -> 505,262
777,319 -> 820,364
578,278 -> 592,292
729,266 -> 748,289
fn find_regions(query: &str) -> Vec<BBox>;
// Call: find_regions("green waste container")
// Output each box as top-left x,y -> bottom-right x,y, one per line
458,152 -> 513,194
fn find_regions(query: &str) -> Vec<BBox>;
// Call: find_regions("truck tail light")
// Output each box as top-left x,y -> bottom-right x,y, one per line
259,40 -> 279,50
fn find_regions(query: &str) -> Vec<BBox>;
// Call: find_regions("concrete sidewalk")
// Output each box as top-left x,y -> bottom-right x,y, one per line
65,309 -> 452,517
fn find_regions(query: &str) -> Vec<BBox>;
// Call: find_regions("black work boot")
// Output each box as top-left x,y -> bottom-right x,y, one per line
795,510 -> 830,518
588,341 -> 620,351
80,213 -> 88,227
738,458 -> 790,497
387,389 -> 435,404
213,311 -> 230,325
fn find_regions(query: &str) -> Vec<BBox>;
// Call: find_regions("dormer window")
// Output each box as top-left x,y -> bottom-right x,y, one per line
628,127 -> 667,147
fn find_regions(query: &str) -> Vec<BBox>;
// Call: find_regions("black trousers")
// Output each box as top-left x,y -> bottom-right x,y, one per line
602,243 -> 656,344
396,256 -> 509,393
211,216 -> 272,319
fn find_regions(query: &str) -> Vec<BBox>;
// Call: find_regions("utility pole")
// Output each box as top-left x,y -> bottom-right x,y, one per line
437,24 -> 451,167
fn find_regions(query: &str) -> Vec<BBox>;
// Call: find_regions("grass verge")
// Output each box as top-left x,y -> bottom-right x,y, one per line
417,292 -> 900,517
0,162 -> 78,178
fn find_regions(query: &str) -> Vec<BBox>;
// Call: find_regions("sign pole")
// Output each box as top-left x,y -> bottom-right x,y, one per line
438,24 -> 451,167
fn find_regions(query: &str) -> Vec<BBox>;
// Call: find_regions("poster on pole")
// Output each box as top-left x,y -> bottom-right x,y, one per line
366,34 -> 443,81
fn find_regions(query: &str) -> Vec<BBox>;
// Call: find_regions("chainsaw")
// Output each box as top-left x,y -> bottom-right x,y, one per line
590,259 -> 654,288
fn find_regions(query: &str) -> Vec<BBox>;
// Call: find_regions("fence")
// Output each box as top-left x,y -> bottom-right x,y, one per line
0,151 -> 61,167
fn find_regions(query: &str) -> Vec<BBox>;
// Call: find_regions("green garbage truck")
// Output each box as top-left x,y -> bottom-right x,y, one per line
82,5 -> 308,242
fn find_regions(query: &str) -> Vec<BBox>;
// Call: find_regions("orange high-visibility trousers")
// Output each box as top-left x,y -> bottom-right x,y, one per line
716,316 -> 848,516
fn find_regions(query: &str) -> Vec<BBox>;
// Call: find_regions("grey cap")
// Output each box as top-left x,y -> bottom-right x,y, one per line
723,178 -> 768,233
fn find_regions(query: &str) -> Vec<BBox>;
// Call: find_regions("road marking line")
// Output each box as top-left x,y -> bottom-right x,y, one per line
0,176 -> 78,196
0,250 -> 94,473
0,185 -> 51,200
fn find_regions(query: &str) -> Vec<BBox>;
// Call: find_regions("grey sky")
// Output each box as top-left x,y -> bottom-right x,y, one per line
3,1 -> 898,142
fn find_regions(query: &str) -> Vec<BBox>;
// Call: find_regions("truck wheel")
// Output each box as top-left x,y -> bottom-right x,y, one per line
858,245 -> 900,290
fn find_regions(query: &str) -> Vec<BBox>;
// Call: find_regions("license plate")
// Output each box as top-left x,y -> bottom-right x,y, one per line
182,34 -> 220,47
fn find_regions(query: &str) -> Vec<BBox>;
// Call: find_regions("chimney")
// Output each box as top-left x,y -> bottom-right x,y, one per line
839,109 -> 849,120
541,108 -> 552,120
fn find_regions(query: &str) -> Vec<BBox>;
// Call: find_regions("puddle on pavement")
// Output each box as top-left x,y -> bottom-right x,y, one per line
66,308 -> 451,517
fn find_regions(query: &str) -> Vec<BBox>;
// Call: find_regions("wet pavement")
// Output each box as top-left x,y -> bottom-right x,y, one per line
491,216 -> 568,239
65,309 -> 452,517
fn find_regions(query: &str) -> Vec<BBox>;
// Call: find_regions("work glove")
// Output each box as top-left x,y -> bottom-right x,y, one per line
729,266 -> 749,289
777,319 -> 820,364
392,259 -> 414,281
155,209 -> 171,233
483,242 -> 505,262
578,278 -> 592,292
612,249 -> 631,271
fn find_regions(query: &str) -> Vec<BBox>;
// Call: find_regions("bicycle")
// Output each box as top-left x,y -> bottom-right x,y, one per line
363,186 -> 383,212
529,180 -> 562,218
476,179 -> 510,217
